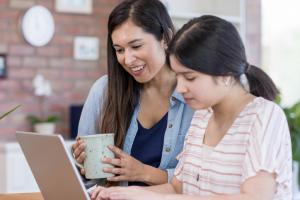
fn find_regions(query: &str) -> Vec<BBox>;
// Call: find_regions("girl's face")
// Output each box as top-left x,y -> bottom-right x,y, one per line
111,20 -> 166,83
170,55 -> 228,110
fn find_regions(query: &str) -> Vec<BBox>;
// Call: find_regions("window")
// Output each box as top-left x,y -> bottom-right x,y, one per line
262,0 -> 300,106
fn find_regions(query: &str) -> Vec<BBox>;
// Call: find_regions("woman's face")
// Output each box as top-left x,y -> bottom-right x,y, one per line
170,55 -> 227,110
111,20 -> 166,83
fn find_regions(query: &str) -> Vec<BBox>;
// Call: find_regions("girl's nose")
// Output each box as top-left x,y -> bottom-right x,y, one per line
176,77 -> 188,94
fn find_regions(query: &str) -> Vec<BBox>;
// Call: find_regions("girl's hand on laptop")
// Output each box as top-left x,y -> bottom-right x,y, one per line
72,137 -> 86,175
102,145 -> 146,182
91,186 -> 164,200
90,185 -> 106,200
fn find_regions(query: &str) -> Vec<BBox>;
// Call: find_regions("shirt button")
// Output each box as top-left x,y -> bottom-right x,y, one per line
196,174 -> 200,181
171,97 -> 176,101
165,147 -> 171,152
168,124 -> 173,128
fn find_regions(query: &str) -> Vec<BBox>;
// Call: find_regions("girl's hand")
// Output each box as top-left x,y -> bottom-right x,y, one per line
102,145 -> 146,182
90,186 -> 107,200
91,186 -> 165,200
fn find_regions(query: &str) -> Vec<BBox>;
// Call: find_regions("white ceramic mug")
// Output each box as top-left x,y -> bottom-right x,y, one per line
74,133 -> 115,179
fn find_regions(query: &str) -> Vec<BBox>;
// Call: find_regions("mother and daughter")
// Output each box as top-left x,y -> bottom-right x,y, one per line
73,0 -> 292,199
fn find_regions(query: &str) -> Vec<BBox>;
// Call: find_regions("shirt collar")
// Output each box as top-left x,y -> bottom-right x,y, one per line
170,90 -> 185,105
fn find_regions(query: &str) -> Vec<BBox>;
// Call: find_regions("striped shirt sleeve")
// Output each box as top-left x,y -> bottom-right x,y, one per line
241,102 -> 292,189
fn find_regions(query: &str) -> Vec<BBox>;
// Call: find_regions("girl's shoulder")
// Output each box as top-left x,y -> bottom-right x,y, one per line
246,97 -> 289,140
192,109 -> 211,121
247,97 -> 286,122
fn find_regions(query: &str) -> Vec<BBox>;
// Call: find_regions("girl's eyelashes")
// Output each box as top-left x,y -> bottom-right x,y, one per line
185,76 -> 196,81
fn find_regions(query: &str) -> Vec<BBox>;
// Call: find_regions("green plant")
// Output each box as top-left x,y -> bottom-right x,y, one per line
27,115 -> 59,125
276,97 -> 300,161
0,105 -> 21,121
284,103 -> 300,162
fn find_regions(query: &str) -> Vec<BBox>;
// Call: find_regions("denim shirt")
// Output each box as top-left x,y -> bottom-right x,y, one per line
78,75 -> 194,183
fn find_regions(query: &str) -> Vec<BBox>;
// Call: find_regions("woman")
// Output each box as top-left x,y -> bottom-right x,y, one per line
72,0 -> 194,186
91,15 -> 292,199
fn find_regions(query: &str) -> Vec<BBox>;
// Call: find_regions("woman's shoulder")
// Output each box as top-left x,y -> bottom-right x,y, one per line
91,75 -> 108,91
88,75 -> 108,97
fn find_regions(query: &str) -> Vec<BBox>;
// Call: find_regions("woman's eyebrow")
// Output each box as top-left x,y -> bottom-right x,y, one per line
113,39 -> 142,47
128,39 -> 142,44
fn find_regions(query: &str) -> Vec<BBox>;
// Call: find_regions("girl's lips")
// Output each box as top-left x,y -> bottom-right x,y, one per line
184,97 -> 193,102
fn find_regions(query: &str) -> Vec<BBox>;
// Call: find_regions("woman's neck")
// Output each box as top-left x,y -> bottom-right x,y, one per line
142,65 -> 176,96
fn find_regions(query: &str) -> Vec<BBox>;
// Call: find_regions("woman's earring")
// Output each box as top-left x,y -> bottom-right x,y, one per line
164,43 -> 168,50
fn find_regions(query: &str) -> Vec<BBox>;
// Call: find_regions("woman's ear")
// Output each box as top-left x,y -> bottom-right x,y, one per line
162,28 -> 174,50
163,41 -> 168,50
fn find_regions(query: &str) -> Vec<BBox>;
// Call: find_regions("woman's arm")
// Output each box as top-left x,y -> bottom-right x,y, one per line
142,164 -> 168,185
102,145 -> 169,185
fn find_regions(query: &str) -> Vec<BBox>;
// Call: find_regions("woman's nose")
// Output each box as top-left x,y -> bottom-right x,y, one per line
124,50 -> 136,66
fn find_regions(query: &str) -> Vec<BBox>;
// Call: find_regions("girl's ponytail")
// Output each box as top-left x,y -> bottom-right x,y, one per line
246,64 -> 279,101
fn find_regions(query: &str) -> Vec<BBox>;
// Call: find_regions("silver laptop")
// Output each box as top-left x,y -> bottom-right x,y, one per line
16,131 -> 91,200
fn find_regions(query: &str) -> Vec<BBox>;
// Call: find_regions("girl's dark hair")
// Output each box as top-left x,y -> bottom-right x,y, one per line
168,15 -> 278,101
100,0 -> 175,148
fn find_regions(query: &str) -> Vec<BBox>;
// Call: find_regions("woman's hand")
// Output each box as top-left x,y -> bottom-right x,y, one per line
71,137 -> 86,175
91,186 -> 165,200
102,145 -> 146,182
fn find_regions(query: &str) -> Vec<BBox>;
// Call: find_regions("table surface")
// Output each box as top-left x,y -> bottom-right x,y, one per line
0,193 -> 43,200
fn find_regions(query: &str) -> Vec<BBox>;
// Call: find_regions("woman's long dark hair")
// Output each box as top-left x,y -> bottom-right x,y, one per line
100,0 -> 175,149
168,15 -> 278,101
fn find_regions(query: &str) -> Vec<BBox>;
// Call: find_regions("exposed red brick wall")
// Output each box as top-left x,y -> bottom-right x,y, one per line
0,0 -> 120,140
0,0 -> 261,140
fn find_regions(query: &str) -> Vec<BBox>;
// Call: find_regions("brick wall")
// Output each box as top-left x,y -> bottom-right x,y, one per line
0,0 -> 261,140
0,0 -> 119,140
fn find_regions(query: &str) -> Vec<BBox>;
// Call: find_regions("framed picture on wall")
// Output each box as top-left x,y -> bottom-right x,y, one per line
55,0 -> 93,14
74,36 -> 99,61
0,54 -> 7,79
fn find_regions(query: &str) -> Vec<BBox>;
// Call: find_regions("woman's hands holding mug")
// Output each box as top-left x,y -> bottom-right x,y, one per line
72,138 -> 147,182
72,137 -> 86,175
102,145 -> 146,182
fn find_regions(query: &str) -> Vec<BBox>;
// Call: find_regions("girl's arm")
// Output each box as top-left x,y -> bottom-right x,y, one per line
91,171 -> 276,200
164,171 -> 276,200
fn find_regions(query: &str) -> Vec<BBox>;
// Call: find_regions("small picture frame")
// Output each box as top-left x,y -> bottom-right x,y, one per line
0,54 -> 7,79
55,0 -> 93,14
74,36 -> 99,61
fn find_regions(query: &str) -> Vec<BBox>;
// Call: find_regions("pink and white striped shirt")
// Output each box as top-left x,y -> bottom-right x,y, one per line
174,97 -> 292,199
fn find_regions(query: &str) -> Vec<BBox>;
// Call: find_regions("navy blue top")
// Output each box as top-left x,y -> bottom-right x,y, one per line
129,112 -> 168,186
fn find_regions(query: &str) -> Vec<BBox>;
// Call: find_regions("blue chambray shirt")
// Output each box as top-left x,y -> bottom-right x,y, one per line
78,75 -> 194,184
